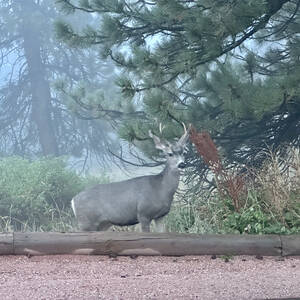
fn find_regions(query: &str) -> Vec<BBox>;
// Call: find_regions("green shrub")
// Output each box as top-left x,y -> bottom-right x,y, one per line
0,156 -> 108,231
165,199 -> 196,233
166,189 -> 300,235
168,148 -> 300,235
220,189 -> 300,234
165,194 -> 224,234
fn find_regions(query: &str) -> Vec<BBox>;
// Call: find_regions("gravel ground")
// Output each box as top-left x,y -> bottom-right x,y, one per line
0,255 -> 300,300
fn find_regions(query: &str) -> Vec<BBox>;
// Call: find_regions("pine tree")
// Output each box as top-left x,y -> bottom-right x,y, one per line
0,0 -> 119,165
55,0 -> 300,191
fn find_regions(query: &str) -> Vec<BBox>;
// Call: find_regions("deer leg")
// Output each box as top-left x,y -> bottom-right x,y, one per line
78,221 -> 98,231
98,221 -> 112,231
141,223 -> 151,232
154,217 -> 166,233
77,215 -> 101,231
138,215 -> 151,232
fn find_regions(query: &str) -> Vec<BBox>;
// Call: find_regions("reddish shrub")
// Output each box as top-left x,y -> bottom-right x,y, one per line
189,126 -> 245,211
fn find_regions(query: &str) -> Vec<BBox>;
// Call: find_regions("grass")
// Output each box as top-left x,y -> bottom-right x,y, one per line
0,148 -> 299,234
0,209 -> 75,232
165,147 -> 300,234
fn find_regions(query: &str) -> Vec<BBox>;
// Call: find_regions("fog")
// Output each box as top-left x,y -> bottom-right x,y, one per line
0,0 -> 145,176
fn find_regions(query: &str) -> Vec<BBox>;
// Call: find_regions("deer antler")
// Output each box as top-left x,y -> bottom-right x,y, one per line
177,123 -> 191,146
159,123 -> 165,134
182,122 -> 187,134
149,130 -> 169,152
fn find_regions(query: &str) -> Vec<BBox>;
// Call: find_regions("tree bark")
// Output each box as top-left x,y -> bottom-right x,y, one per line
1,232 -> 296,256
0,233 -> 13,255
20,3 -> 58,156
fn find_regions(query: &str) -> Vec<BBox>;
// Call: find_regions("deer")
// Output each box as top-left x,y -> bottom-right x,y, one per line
71,124 -> 191,232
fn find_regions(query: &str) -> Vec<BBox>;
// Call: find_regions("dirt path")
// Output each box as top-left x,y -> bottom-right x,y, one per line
0,255 -> 300,299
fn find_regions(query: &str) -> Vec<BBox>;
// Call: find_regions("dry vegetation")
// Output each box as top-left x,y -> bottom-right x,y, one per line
0,143 -> 299,234
166,129 -> 300,234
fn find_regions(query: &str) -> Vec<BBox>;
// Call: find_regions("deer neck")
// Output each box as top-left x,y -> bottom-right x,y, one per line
160,164 -> 180,194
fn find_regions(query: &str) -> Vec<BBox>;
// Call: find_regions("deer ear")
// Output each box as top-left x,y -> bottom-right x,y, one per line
149,130 -> 168,152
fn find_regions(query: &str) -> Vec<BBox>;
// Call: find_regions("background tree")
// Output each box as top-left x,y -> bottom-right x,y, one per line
0,0 -> 120,167
56,0 -> 300,192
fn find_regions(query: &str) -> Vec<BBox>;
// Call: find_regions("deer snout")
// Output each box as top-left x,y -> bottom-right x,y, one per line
178,162 -> 186,169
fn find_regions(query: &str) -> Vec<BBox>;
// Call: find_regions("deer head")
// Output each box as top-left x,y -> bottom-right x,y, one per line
149,123 -> 191,169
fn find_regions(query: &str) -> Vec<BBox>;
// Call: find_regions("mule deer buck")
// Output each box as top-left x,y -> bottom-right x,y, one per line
71,124 -> 191,232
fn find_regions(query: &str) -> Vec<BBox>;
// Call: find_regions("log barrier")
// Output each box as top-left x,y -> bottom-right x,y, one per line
0,232 -> 300,256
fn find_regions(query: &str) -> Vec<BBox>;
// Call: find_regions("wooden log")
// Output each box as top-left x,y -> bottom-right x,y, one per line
281,235 -> 300,256
4,232 -> 284,256
0,232 -> 13,255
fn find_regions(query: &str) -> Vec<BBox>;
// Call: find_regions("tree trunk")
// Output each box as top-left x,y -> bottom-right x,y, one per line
21,12 -> 58,156
1,232 -> 296,256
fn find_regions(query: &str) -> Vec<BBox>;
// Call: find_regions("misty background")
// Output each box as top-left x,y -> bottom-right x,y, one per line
0,0 -> 152,178
0,0 -> 299,233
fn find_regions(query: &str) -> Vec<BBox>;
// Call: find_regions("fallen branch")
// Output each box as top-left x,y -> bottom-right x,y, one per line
1,232 -> 299,256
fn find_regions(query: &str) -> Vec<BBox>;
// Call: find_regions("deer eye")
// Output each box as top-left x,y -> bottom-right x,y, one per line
168,153 -> 173,157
